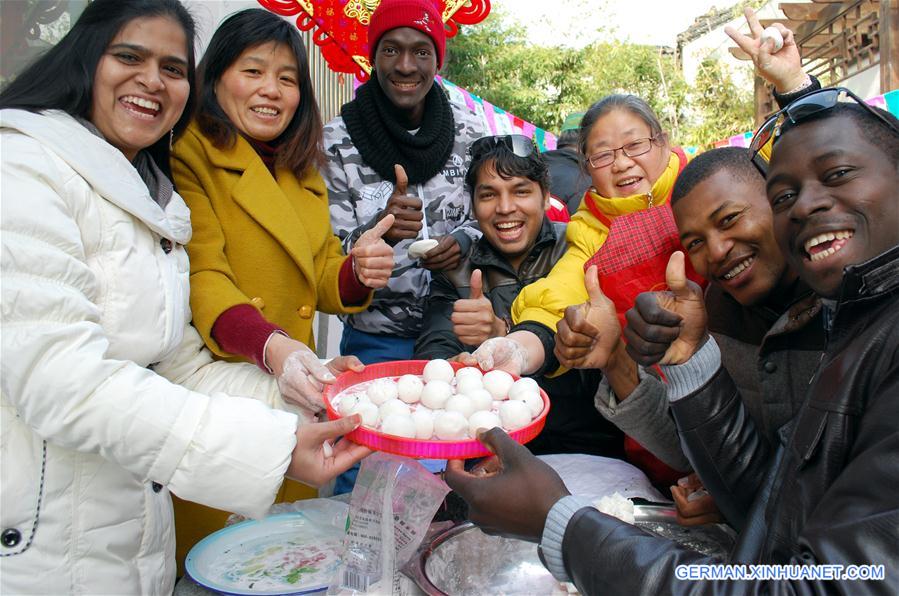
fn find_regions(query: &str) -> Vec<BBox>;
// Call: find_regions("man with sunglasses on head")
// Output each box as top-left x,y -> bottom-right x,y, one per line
414,135 -> 624,457
322,0 -> 486,366
446,92 -> 899,595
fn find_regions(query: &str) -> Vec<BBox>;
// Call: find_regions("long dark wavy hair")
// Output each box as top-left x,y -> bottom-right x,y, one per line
0,0 -> 197,177
195,9 -> 324,177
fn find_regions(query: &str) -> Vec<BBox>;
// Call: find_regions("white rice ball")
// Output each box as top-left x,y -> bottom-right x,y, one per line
455,366 -> 483,382
423,359 -> 455,383
468,410 -> 502,437
466,388 -> 494,413
378,398 -> 411,421
397,374 -> 424,403
380,414 -> 416,439
508,377 -> 540,401
420,380 -> 453,409
498,400 -> 532,431
516,391 -> 544,417
337,394 -> 361,417
349,401 -> 379,427
455,374 -> 483,395
760,26 -> 784,53
366,378 -> 398,405
411,408 -> 435,440
434,411 -> 469,440
445,394 -> 475,418
483,370 -> 514,400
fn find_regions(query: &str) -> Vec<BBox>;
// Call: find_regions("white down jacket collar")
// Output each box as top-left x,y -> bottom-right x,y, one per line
1,108 -> 191,243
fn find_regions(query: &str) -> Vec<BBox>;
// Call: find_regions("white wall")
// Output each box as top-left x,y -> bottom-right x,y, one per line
184,0 -> 265,55
841,65 -> 882,99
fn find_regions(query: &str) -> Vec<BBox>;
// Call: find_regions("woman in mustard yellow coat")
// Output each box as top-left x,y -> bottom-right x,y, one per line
170,9 -> 394,569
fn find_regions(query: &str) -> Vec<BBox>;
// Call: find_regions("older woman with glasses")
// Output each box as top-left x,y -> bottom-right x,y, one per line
455,93 -> 696,484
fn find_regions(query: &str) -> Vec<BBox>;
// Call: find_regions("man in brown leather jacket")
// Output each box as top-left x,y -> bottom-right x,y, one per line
446,100 -> 899,594
414,135 -> 623,457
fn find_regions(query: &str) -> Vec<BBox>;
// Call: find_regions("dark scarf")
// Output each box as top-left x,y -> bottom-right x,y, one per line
341,76 -> 455,185
244,135 -> 279,175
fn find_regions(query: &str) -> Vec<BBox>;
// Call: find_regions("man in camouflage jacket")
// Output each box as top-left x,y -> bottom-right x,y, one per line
322,0 -> 486,362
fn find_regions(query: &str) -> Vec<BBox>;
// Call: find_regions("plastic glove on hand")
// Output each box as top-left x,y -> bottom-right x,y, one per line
276,342 -> 336,413
472,336 -> 529,376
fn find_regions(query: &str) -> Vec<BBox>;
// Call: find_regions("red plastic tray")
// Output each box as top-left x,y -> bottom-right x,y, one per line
323,360 -> 549,459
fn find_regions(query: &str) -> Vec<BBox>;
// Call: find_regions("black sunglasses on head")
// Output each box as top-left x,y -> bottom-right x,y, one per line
750,87 -> 899,161
469,134 -> 538,161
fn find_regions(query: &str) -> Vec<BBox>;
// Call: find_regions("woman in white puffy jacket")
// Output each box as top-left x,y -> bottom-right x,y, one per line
0,1 -> 370,593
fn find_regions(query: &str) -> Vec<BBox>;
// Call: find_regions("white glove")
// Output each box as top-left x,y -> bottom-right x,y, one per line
276,345 -> 335,413
472,337 -> 529,376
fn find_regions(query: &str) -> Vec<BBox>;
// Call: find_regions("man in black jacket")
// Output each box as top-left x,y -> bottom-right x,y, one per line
446,99 -> 899,594
414,134 -> 623,457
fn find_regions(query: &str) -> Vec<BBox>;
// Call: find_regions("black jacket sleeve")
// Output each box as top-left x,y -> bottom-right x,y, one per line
773,74 -> 822,109
413,273 -> 471,359
670,368 -> 773,531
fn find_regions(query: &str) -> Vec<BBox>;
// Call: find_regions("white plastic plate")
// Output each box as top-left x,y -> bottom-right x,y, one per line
185,513 -> 345,595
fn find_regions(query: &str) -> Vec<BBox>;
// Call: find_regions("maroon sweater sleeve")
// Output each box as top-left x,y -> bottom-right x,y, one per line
338,256 -> 371,306
211,304 -> 282,370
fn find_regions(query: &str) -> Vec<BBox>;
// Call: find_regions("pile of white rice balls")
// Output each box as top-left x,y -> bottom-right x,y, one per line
332,359 -> 544,440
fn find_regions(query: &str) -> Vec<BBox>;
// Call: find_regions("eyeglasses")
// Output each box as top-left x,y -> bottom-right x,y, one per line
749,87 -> 899,160
587,137 -> 658,169
469,134 -> 538,161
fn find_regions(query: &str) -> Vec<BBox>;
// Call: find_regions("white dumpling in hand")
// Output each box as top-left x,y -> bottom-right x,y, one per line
397,374 -> 424,404
380,414 -> 416,439
469,410 -> 502,437
378,398 -> 411,422
508,377 -> 540,401
466,388 -> 494,413
499,400 -> 532,431
349,401 -> 379,427
411,408 -> 435,440
366,378 -> 398,405
434,411 -> 469,440
483,370 -> 514,400
420,380 -> 453,409
423,359 -> 455,383
445,394 -> 475,418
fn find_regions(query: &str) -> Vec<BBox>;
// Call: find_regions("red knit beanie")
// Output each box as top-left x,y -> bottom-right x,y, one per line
368,0 -> 445,68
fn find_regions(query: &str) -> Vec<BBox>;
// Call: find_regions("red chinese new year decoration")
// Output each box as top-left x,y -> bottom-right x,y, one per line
256,0 -> 490,80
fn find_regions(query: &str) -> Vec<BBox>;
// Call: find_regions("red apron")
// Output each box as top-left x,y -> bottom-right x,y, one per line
583,148 -> 704,486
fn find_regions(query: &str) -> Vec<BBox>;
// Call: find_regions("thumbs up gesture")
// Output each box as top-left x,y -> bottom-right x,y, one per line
380,164 -> 423,245
554,265 -> 621,370
451,269 -> 506,347
623,252 -> 708,366
351,213 -> 396,289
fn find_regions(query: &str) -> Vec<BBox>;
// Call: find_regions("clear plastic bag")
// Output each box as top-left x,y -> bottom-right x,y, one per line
328,453 -> 450,595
